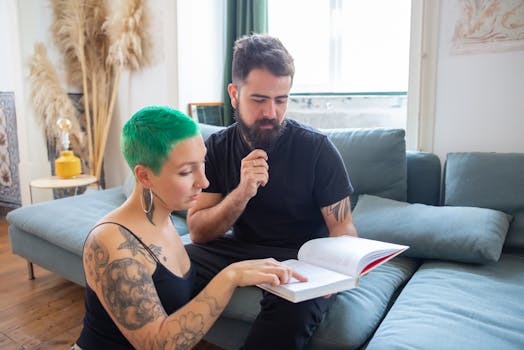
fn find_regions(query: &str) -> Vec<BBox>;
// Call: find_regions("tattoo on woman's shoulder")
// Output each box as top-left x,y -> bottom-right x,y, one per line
101,258 -> 165,330
84,235 -> 109,284
117,226 -> 157,265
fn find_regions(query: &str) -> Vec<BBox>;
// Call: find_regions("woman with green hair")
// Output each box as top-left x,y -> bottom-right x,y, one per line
73,106 -> 304,350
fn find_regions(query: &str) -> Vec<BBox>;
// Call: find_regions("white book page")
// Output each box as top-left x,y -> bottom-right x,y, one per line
279,259 -> 353,292
258,259 -> 356,302
297,236 -> 407,277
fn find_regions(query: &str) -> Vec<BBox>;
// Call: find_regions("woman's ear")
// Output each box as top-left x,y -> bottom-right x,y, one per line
228,83 -> 238,109
135,165 -> 152,188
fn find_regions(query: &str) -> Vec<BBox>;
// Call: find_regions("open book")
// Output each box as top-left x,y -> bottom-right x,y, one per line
257,236 -> 409,303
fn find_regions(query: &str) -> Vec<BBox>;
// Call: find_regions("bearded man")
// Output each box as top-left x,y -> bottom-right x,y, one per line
186,33 -> 358,350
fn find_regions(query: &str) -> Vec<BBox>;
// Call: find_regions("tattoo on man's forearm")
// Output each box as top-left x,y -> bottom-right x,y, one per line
195,290 -> 224,317
156,312 -> 205,350
101,258 -> 165,330
326,197 -> 350,223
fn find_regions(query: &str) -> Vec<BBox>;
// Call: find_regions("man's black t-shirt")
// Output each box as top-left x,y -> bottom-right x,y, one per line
204,119 -> 353,249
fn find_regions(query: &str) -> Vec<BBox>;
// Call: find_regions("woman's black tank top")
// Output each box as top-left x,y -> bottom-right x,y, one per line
76,222 -> 195,349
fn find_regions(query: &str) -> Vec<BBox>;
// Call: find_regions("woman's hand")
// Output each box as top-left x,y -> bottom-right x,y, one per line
224,258 -> 307,287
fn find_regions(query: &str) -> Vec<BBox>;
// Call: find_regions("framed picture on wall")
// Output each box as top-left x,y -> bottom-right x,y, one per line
0,91 -> 21,210
188,102 -> 224,126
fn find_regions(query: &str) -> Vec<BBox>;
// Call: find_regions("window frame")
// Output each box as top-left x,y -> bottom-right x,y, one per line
406,0 -> 439,152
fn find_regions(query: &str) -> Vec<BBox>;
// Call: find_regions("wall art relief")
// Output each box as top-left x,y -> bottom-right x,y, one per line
0,91 -> 21,211
452,0 -> 524,54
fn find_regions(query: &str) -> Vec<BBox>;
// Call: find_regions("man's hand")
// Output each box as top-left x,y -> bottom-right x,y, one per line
239,149 -> 269,199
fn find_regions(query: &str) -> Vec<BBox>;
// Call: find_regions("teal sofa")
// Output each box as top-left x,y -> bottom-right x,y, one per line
7,124 -> 524,349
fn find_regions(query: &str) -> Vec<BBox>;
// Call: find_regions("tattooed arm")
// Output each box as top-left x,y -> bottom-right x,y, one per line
83,226 -> 302,350
321,196 -> 358,238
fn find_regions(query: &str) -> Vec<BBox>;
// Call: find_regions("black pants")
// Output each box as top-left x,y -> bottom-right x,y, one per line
185,235 -> 334,350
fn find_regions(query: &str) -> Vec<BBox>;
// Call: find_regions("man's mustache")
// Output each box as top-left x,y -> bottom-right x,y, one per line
255,119 -> 279,128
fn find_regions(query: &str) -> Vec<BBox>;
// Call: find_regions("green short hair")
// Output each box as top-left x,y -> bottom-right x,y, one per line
121,106 -> 200,175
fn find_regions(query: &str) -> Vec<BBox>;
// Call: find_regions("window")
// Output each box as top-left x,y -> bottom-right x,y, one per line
268,0 -> 411,94
268,0 -> 412,131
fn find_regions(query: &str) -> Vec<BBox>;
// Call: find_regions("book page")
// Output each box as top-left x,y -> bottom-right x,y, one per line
257,259 -> 357,303
280,259 -> 354,289
298,236 -> 408,277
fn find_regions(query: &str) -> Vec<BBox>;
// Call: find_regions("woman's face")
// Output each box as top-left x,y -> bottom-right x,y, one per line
149,135 -> 209,211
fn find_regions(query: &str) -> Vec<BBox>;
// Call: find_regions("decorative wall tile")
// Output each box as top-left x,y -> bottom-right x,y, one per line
0,91 -> 21,209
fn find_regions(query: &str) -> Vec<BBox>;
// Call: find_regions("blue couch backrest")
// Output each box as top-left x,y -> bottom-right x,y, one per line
199,123 -> 441,208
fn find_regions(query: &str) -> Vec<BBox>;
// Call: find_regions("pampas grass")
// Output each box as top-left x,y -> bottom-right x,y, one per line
105,0 -> 151,70
50,0 -> 94,173
29,43 -> 85,149
96,0 -> 151,179
30,0 -> 151,180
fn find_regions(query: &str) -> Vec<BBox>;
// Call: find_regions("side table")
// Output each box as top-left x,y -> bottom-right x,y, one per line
26,174 -> 98,279
29,174 -> 98,204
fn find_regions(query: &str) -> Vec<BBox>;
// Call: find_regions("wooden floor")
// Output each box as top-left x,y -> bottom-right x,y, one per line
0,217 -> 223,350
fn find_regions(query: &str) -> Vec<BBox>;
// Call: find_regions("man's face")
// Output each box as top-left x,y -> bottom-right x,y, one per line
228,68 -> 292,150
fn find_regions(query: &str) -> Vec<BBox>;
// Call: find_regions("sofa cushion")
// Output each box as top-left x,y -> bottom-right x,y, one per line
7,188 -> 126,256
352,194 -> 511,264
366,254 -> 524,350
406,151 -> 441,205
322,128 -> 407,207
178,125 -> 407,209
221,256 -> 420,350
306,256 -> 419,350
199,122 -> 224,140
6,188 -> 190,255
444,152 -> 524,249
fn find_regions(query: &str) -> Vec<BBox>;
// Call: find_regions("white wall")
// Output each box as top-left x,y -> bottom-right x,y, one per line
3,0 -> 55,204
4,0 -> 226,199
105,0 -> 226,188
6,0 -> 524,204
0,2 -> 16,91
177,0 -> 226,112
104,0 -> 177,188
432,0 -> 524,161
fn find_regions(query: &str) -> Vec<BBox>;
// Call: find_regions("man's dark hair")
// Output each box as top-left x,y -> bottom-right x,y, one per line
231,33 -> 295,84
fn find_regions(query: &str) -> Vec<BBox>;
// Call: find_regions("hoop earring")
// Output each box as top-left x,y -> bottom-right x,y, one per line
141,188 -> 153,214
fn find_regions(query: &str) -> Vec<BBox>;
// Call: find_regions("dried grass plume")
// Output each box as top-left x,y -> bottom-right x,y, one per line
105,0 -> 151,70
29,42 -> 85,147
31,0 -> 152,180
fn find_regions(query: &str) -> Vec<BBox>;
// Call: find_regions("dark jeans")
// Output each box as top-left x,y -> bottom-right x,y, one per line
185,235 -> 334,350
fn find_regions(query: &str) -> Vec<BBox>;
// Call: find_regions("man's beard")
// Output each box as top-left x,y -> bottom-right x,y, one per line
235,108 -> 286,152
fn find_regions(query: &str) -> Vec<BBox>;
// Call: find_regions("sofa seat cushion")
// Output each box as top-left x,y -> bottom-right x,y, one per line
352,194 -> 512,264
220,256 -> 420,350
366,254 -> 524,350
7,188 -> 126,256
444,152 -> 524,249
